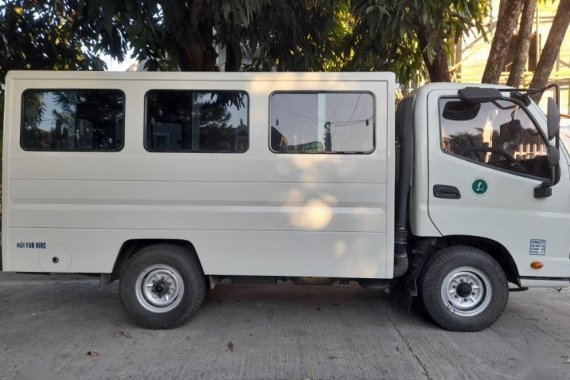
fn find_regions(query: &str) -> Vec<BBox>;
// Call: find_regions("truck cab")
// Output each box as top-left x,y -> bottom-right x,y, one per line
396,83 -> 570,330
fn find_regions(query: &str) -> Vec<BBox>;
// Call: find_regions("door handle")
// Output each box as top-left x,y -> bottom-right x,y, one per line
433,185 -> 461,199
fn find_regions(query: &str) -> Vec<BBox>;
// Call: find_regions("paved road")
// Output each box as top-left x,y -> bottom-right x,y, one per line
1,273 -> 569,380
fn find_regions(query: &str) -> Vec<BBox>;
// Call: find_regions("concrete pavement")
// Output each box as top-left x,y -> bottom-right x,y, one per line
1,273 -> 570,379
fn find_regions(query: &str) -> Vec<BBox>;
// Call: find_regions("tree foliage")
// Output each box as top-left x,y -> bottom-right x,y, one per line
0,0 -> 509,87
238,1 -> 350,71
73,0 -> 346,72
0,1 -> 110,80
347,0 -> 489,84
0,0 -> 568,89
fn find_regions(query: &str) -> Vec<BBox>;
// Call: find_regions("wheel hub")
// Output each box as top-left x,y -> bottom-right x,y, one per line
152,278 -> 171,297
135,264 -> 185,313
456,282 -> 472,298
441,266 -> 493,317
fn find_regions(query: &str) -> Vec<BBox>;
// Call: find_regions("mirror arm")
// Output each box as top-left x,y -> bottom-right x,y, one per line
524,83 -> 561,108
549,83 -> 561,109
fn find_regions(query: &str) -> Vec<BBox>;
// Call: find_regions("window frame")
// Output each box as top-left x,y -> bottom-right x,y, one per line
438,95 -> 551,181
268,90 -> 376,155
143,89 -> 250,154
20,88 -> 126,152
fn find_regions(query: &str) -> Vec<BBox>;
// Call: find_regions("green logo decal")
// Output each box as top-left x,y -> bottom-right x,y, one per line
472,178 -> 488,196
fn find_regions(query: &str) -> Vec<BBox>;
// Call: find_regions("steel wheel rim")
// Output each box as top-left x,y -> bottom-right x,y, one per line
135,264 -> 184,313
440,266 -> 492,317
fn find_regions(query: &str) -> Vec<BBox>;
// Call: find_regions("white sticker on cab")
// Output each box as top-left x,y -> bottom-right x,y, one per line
529,239 -> 546,256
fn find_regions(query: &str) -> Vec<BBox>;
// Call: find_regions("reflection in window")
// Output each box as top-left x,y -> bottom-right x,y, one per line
21,90 -> 124,151
270,92 -> 374,153
145,91 -> 248,153
439,98 -> 549,179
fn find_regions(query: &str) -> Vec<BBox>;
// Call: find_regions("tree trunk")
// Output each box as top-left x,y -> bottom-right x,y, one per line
482,0 -> 524,84
178,47 -> 217,71
183,0 -> 217,71
506,0 -> 536,87
163,0 -> 218,71
529,0 -> 570,94
417,26 -> 451,82
425,44 -> 452,82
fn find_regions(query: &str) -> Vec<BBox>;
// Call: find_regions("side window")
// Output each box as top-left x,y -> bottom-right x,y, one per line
269,92 -> 374,153
439,98 -> 549,179
145,90 -> 248,153
21,90 -> 124,151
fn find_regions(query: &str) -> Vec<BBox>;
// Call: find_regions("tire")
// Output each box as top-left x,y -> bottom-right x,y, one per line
119,243 -> 206,329
419,245 -> 508,332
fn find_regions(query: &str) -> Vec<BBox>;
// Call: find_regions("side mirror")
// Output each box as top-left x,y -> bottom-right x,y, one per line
547,144 -> 560,167
534,144 -> 560,198
547,97 -> 560,140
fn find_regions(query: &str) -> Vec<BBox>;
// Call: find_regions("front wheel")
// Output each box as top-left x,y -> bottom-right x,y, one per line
119,243 -> 206,329
419,246 -> 508,331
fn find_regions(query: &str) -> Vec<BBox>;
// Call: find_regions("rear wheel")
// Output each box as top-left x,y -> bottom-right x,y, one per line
419,245 -> 508,331
119,243 -> 206,329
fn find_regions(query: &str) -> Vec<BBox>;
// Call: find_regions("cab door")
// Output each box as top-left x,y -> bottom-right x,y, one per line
426,89 -> 570,280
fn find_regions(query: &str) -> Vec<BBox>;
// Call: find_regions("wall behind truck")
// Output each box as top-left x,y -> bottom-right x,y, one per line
1,71 -> 396,280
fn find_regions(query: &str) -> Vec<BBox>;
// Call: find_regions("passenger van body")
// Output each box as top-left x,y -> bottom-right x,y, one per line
2,71 -> 568,331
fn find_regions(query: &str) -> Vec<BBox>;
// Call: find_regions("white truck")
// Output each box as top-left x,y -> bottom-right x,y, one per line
2,71 -> 568,331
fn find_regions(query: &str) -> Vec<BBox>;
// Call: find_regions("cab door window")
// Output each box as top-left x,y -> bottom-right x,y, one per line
439,98 -> 549,179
